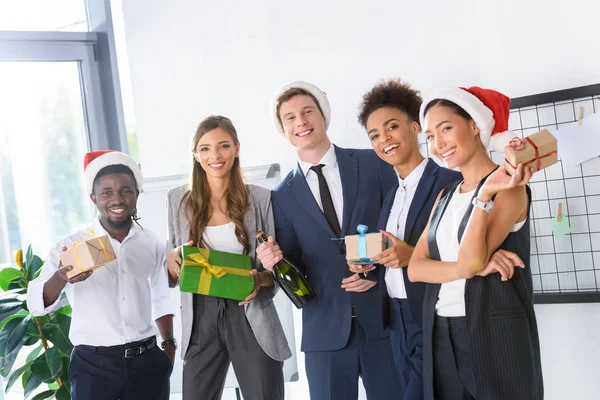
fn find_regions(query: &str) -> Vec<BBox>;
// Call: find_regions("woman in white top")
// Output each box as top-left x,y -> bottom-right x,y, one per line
166,116 -> 291,400
408,87 -> 543,400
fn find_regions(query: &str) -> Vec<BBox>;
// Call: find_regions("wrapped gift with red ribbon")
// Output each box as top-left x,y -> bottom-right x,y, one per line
504,129 -> 558,175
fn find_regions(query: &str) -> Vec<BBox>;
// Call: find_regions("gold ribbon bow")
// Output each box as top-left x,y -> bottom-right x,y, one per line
182,250 -> 252,294
71,230 -> 110,272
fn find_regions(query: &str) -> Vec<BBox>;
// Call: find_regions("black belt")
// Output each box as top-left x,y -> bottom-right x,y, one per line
83,336 -> 156,359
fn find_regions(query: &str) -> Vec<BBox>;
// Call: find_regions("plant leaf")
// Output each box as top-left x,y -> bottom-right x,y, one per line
27,256 -> 44,282
23,368 -> 43,398
55,384 -> 70,400
0,315 -> 32,376
0,288 -> 26,299
0,268 -> 23,291
43,315 -> 72,356
31,347 -> 62,383
26,344 -> 43,364
5,361 -> 30,392
31,390 -> 56,400
0,347 -> 20,378
0,314 -> 31,357
0,309 -> 28,331
0,298 -> 25,314
56,305 -> 72,317
23,335 -> 38,346
25,246 -> 33,272
15,249 -> 23,268
8,281 -> 23,290
60,354 -> 71,392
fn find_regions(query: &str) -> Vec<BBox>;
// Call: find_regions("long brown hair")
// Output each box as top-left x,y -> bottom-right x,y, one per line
182,115 -> 250,254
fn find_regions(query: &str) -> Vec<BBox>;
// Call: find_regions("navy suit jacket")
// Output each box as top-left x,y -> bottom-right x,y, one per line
272,145 -> 396,352
377,159 -> 461,327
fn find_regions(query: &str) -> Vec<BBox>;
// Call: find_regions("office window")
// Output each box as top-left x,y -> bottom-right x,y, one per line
0,0 -> 88,31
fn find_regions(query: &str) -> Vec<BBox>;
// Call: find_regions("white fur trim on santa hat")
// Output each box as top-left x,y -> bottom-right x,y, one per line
490,130 -> 514,152
420,88 -> 496,149
85,152 -> 143,194
271,81 -> 331,136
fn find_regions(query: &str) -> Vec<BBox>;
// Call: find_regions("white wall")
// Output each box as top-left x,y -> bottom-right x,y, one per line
534,303 -> 600,398
120,0 -> 600,180
118,0 -> 600,398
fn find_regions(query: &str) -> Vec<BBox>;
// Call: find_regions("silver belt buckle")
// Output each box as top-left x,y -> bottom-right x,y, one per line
124,346 -> 143,358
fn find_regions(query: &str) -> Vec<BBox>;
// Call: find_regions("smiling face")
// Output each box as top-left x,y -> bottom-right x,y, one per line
91,172 -> 138,230
194,127 -> 240,179
278,94 -> 328,151
366,107 -> 421,168
424,104 -> 481,169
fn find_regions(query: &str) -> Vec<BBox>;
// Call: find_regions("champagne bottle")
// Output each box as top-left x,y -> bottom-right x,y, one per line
256,231 -> 315,309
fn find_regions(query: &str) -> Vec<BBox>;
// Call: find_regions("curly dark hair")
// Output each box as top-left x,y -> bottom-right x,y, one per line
357,78 -> 422,128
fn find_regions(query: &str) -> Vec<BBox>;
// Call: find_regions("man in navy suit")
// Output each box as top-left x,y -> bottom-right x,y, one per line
256,81 -> 403,400
352,79 -> 462,399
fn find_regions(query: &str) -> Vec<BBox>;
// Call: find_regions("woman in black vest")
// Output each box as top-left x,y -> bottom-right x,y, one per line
408,87 -> 543,400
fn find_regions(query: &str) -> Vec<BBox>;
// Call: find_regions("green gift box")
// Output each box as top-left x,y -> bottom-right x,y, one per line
179,246 -> 254,301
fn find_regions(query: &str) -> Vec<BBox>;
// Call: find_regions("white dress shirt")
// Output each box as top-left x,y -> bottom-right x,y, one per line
27,218 -> 174,347
298,144 -> 344,230
384,158 -> 428,299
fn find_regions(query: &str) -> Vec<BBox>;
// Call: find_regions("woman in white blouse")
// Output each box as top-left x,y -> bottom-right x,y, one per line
166,115 -> 290,400
408,87 -> 543,400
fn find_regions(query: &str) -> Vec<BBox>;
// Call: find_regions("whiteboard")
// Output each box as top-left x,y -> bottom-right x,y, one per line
135,164 -> 299,394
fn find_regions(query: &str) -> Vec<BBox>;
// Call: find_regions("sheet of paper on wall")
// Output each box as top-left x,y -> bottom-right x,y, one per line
549,111 -> 600,170
550,202 -> 571,236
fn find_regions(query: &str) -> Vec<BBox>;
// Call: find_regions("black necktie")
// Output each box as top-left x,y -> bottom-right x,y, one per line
310,164 -> 341,237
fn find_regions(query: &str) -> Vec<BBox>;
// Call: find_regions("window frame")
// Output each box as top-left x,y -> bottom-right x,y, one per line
0,29 -> 127,152
0,0 -> 129,269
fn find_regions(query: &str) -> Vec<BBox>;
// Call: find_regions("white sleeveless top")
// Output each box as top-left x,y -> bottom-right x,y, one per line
203,222 -> 244,255
435,183 -> 526,317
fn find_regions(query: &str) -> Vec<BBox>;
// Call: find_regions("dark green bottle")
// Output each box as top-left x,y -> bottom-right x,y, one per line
256,231 -> 315,309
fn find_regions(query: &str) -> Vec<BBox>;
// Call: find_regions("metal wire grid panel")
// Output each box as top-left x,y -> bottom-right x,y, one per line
417,84 -> 600,303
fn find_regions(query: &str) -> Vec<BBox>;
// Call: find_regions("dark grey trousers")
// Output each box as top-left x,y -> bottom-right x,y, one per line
433,316 -> 477,400
183,295 -> 284,400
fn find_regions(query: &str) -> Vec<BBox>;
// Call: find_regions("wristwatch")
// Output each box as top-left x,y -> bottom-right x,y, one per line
161,337 -> 177,350
472,197 -> 494,213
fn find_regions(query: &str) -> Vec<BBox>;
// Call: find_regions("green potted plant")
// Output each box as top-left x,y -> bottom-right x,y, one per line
0,246 -> 71,399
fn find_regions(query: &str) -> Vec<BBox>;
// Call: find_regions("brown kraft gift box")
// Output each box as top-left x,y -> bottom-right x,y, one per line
345,232 -> 389,263
59,235 -> 116,278
504,129 -> 558,175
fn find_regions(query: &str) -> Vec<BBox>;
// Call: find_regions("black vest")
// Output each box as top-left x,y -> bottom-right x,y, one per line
422,180 -> 543,400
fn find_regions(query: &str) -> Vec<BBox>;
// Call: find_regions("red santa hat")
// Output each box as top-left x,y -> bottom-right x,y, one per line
83,150 -> 143,194
420,86 -> 513,151
271,81 -> 331,136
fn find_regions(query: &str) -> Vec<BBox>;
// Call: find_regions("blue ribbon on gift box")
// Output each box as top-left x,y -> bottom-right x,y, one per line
357,224 -> 371,262
330,225 -> 378,265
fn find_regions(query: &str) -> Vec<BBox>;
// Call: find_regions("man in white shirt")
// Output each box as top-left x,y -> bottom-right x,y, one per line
27,150 -> 175,400
257,81 -> 403,400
